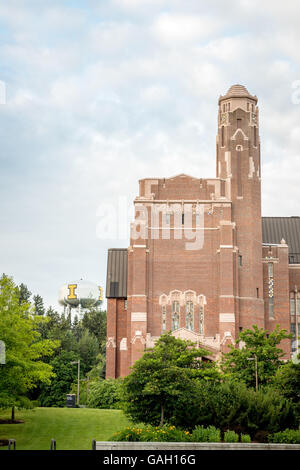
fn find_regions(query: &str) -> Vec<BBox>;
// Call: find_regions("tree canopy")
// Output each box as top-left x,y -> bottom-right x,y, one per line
0,274 -> 60,419
122,333 -> 220,426
221,325 -> 292,388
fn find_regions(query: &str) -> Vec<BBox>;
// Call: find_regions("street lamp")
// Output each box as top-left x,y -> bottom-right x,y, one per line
247,354 -> 258,392
70,360 -> 80,406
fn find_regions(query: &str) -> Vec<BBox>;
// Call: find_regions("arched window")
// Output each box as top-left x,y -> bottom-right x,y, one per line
185,301 -> 194,330
172,301 -> 180,331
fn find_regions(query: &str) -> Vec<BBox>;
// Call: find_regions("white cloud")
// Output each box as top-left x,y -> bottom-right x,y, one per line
152,13 -> 222,44
0,1 -> 300,309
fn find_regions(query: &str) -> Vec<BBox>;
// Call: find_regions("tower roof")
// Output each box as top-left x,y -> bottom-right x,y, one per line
219,84 -> 257,104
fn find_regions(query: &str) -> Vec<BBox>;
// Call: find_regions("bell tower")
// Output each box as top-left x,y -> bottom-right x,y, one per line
216,84 -> 264,329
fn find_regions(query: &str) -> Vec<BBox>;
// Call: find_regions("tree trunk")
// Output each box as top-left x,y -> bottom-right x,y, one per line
11,406 -> 15,422
160,404 -> 164,427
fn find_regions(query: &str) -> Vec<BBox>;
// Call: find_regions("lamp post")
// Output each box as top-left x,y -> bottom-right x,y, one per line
247,354 -> 258,392
70,360 -> 80,406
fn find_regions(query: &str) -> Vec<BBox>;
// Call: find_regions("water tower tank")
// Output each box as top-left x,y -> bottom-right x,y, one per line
58,280 -> 102,310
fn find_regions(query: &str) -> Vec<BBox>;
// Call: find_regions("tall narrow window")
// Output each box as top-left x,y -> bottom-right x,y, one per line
268,262 -> 274,318
221,126 -> 224,147
172,301 -> 180,331
256,288 -> 259,298
247,102 -> 250,111
238,255 -> 242,267
165,213 -> 170,225
237,118 -> 242,129
185,301 -> 194,331
290,294 -> 295,315
124,299 -> 127,310
199,305 -> 204,334
291,323 -> 300,352
268,263 -> 273,278
254,126 -> 257,147
196,214 -> 200,226
162,305 -> 166,333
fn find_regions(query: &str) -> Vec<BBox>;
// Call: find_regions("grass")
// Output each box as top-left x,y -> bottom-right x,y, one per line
0,407 -> 130,450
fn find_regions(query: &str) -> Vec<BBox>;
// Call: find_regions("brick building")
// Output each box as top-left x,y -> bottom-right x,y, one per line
105,84 -> 300,378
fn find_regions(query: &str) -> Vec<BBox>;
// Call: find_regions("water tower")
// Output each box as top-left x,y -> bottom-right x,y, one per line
58,280 -> 103,319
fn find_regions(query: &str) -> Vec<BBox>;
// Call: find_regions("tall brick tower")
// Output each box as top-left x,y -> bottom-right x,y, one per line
216,85 -> 264,332
105,85 -> 297,379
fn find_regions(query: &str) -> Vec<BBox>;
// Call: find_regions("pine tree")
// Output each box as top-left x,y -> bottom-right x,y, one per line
18,283 -> 31,305
33,294 -> 45,316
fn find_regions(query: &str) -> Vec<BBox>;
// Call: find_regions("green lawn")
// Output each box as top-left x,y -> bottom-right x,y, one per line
0,407 -> 130,450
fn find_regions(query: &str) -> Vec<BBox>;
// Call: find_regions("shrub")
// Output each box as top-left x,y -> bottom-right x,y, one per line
110,424 -> 191,442
192,425 -> 221,442
224,430 -> 239,443
268,429 -> 300,444
87,378 -> 123,409
240,434 -> 251,443
194,381 -> 297,437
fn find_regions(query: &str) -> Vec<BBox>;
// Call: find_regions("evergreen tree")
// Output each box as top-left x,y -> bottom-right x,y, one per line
78,329 -> 100,374
82,308 -> 107,354
33,294 -> 45,316
38,350 -> 78,407
18,283 -> 32,305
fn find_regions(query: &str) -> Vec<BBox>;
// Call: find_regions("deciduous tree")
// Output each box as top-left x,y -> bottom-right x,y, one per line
221,325 -> 292,388
122,334 -> 220,427
0,275 -> 59,420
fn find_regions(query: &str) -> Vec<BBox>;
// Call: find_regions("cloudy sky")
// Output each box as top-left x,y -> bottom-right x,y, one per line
0,0 -> 299,311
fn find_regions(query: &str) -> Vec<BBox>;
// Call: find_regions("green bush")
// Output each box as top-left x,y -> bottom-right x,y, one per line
192,425 -> 221,442
87,378 -> 123,409
241,434 -> 251,443
268,429 -> 300,444
111,424 -> 191,442
194,381 -> 297,437
224,430 -> 239,443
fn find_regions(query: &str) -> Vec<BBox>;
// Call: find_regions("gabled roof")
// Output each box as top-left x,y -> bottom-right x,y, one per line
262,217 -> 300,264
